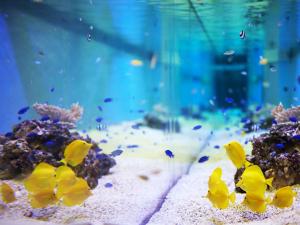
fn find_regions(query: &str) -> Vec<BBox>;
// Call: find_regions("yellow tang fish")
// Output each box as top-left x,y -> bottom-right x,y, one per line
208,167 -> 222,192
55,166 -> 77,199
24,162 -> 56,193
207,180 -> 236,209
0,182 -> 16,204
243,192 -> 270,213
130,59 -> 143,67
271,186 -> 297,208
64,140 -> 92,167
29,189 -> 57,208
236,165 -> 273,194
224,141 -> 251,169
60,178 -> 92,207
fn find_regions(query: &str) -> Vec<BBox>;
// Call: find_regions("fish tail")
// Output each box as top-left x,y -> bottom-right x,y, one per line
229,192 -> 236,203
266,177 -> 273,187
244,160 -> 252,168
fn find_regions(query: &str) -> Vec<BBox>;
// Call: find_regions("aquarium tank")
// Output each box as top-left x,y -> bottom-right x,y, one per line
0,0 -> 299,224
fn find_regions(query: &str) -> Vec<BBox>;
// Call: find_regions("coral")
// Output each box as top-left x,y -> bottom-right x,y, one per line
0,119 -> 115,189
33,103 -> 83,124
272,103 -> 300,123
234,122 -> 300,191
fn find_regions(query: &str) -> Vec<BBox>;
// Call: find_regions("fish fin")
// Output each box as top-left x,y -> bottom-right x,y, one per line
60,159 -> 67,165
244,160 -> 252,168
266,177 -> 273,187
236,179 -> 242,187
229,192 -> 236,203
266,196 -> 272,205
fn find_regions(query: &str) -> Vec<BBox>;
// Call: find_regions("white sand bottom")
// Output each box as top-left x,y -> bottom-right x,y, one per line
0,122 -> 299,225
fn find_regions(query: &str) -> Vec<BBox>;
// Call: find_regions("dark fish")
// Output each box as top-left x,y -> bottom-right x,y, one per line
193,125 -> 202,130
104,98 -> 113,103
214,145 -> 220,149
137,110 -> 144,113
127,145 -> 139,148
5,132 -> 13,138
18,106 -> 30,115
98,106 -> 103,111
96,117 -> 103,123
100,139 -> 108,143
53,118 -> 60,123
275,143 -> 285,149
40,115 -> 50,121
283,86 -> 289,92
198,156 -> 209,163
18,116 -> 22,120
110,149 -> 123,157
138,175 -> 149,181
239,30 -> 246,39
272,119 -> 278,125
225,97 -> 234,103
165,149 -> 174,158
292,135 -> 300,140
289,117 -> 298,122
104,183 -> 113,188
50,87 -> 55,92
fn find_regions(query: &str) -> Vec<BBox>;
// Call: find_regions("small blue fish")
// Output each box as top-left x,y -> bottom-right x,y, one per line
96,117 -> 103,123
289,117 -> 298,123
104,98 -> 113,103
26,132 -> 37,139
43,140 -> 56,148
110,149 -> 123,157
53,118 -> 60,123
193,125 -> 202,130
100,139 -> 108,143
256,105 -> 262,112
225,97 -> 234,103
272,119 -> 278,125
198,156 -> 209,163
5,132 -> 13,138
214,145 -> 220,149
131,124 -> 140,129
105,183 -> 113,188
40,115 -> 50,121
276,143 -> 285,149
165,150 -> 174,158
18,106 -> 30,115
138,110 -> 144,113
50,87 -> 55,92
97,106 -> 103,111
18,116 -> 22,120
283,86 -> 289,92
127,145 -> 139,149
292,135 -> 300,140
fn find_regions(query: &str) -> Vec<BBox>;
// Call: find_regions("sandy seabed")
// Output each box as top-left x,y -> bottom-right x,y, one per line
0,122 -> 299,225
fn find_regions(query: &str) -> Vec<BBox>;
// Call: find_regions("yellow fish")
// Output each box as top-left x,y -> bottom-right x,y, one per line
64,140 -> 92,167
271,186 -> 297,208
243,192 -> 270,213
29,189 -> 57,208
0,182 -> 16,204
236,165 -> 273,194
207,180 -> 236,209
60,178 -> 92,207
130,59 -> 143,67
259,56 -> 268,65
24,162 -> 56,193
208,167 -> 222,192
55,166 -> 77,199
224,141 -> 251,169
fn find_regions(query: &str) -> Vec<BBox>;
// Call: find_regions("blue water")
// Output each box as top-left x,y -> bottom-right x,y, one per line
0,0 -> 300,133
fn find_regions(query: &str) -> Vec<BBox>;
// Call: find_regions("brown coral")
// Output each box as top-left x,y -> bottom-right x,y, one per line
33,103 -> 83,124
